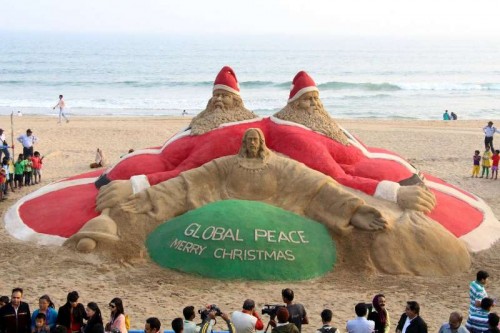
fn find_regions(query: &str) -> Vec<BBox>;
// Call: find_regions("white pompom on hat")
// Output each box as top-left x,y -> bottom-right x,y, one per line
213,66 -> 240,95
288,71 -> 319,103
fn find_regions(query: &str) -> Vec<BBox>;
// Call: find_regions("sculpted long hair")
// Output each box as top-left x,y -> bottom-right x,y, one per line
238,128 -> 270,159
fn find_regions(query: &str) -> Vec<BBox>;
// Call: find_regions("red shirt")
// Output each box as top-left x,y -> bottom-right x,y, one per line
493,155 -> 500,167
31,156 -> 42,169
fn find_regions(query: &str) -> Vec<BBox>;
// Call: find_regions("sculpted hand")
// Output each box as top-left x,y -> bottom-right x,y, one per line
96,180 -> 133,211
350,205 -> 387,231
397,185 -> 436,213
120,191 -> 154,217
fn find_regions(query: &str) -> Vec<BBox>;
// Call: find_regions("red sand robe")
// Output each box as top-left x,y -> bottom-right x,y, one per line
5,117 -> 499,252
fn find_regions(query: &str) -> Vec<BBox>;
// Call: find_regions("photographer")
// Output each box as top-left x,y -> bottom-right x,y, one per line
282,289 -> 308,332
182,306 -> 214,333
231,299 -> 264,333
271,308 -> 298,333
199,311 -> 234,333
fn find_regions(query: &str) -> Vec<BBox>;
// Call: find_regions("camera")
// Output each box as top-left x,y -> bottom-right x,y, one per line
198,304 -> 222,321
365,303 -> 373,314
261,304 -> 285,318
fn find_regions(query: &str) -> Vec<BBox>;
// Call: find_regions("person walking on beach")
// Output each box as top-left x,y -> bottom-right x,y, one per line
472,150 -> 481,178
483,121 -> 499,152
480,146 -> 492,178
53,95 -> 69,124
443,110 -> 451,120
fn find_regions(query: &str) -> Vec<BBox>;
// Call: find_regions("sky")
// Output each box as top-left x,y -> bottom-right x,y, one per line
1,0 -> 500,38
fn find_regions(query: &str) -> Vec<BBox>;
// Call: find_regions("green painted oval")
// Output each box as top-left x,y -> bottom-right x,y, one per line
146,200 -> 336,281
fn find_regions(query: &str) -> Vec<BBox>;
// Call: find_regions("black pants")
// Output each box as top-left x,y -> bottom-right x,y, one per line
485,136 -> 494,152
23,146 -> 33,158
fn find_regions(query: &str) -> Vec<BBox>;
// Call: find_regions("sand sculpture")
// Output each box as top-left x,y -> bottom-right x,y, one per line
6,66 -> 500,276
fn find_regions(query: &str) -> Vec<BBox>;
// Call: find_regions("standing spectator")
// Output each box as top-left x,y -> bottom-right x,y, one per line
282,289 -> 308,332
83,302 -> 104,333
483,122 -> 500,152
466,298 -> 494,333
231,299 -> 264,333
106,298 -> 127,333
0,287 -> 31,333
2,158 -> 10,196
182,306 -> 214,333
17,129 -> 37,158
53,95 -> 69,124
472,150 -> 481,178
491,150 -> 500,180
368,294 -> 390,333
469,271 -> 489,321
171,318 -> 183,333
13,154 -> 25,189
395,301 -> 428,333
0,129 -> 11,161
0,297 -> 9,309
0,168 -> 6,201
485,313 -> 499,333
316,309 -> 339,333
31,295 -> 57,332
480,147 -> 492,179
56,291 -> 88,333
438,312 -> 469,333
443,110 -> 451,120
144,318 -> 161,333
346,303 -> 375,333
31,152 -> 43,184
24,156 -> 32,186
271,307 -> 299,333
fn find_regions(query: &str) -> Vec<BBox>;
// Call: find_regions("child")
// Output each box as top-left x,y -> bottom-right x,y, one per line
2,157 -> 9,196
31,151 -> 43,184
33,313 -> 50,333
480,146 -> 492,178
7,157 -> 15,192
0,168 -> 6,201
492,150 -> 500,180
14,153 -> 26,188
24,156 -> 33,186
472,150 -> 481,177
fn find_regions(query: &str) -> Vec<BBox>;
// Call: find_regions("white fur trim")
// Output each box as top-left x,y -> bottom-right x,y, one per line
374,181 -> 400,203
288,86 -> 319,103
5,178 -> 98,246
131,175 -> 151,194
213,84 -> 240,95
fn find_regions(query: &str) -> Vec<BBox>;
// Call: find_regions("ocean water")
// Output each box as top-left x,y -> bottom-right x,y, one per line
1,32 -> 500,119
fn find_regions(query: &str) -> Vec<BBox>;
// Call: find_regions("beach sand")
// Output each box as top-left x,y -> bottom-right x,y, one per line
1,115 -> 499,332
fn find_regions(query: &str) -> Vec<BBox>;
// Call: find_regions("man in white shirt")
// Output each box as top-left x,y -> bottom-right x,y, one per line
346,303 -> 375,333
483,121 -> 500,152
231,299 -> 264,333
17,129 -> 37,158
53,94 -> 69,124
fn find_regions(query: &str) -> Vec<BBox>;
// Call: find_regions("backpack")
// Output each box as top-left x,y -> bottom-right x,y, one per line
125,314 -> 131,331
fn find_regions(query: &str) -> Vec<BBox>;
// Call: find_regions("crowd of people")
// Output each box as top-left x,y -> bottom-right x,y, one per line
472,121 -> 500,179
1,273 -> 499,333
0,127 -> 43,200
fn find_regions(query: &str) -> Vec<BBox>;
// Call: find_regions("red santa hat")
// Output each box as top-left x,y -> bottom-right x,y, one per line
213,66 -> 240,95
288,71 -> 319,103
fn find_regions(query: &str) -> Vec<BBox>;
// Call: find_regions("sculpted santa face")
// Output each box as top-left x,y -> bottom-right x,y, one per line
210,89 -> 235,112
297,91 -> 321,114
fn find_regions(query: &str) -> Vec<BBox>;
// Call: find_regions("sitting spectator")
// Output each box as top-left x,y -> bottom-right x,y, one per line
346,303 -> 375,333
106,298 -> 127,333
56,291 -> 88,333
31,295 -> 58,332
182,306 -> 214,333
171,318 -> 183,333
368,294 -> 390,333
144,318 -> 161,333
396,301 -> 428,333
271,307 -> 299,333
90,149 -> 105,169
486,313 -> 499,333
438,312 -> 469,333
466,298 -> 494,333
282,288 -> 308,332
0,296 -> 9,308
33,313 -> 49,333
83,302 -> 104,333
231,299 -> 264,333
316,309 -> 339,333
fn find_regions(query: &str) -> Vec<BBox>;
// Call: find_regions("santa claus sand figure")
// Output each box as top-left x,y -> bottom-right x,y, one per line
5,67 -> 500,274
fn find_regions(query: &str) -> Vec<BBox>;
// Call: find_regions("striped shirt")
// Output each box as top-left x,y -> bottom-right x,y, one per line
466,308 -> 489,333
469,280 -> 488,317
